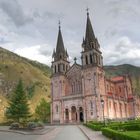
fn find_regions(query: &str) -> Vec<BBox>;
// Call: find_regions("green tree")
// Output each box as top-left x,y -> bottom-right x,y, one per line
6,79 -> 30,123
35,98 -> 50,122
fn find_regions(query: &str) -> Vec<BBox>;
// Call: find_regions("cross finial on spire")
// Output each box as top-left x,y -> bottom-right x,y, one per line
74,57 -> 77,63
58,20 -> 61,30
86,7 -> 89,16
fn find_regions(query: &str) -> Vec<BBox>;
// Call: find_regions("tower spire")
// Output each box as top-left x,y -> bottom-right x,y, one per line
82,8 -> 97,51
85,9 -> 95,44
53,21 -> 69,61
51,21 -> 70,74
81,10 -> 103,68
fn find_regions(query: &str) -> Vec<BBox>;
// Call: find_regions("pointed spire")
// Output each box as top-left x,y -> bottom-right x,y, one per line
85,9 -> 96,46
55,21 -> 66,59
53,21 -> 69,61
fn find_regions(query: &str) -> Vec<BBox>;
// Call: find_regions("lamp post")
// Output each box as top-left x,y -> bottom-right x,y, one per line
101,99 -> 105,126
133,97 -> 136,119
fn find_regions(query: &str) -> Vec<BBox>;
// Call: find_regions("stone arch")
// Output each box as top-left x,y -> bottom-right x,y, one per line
65,108 -> 69,123
55,65 -> 57,73
71,106 -> 77,122
90,54 -> 93,64
79,107 -> 84,122
85,55 -> 88,65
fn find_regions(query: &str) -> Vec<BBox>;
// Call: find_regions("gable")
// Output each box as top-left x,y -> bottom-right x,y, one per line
66,64 -> 82,80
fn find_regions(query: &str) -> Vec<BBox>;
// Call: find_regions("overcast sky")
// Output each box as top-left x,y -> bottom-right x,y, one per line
0,0 -> 140,66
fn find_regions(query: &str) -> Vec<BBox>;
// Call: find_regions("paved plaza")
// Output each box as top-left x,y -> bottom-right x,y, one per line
0,125 -> 108,140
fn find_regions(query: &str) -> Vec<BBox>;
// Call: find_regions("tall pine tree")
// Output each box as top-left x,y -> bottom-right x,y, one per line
6,79 -> 30,123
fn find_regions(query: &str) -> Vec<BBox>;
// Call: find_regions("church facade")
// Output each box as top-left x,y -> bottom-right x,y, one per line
50,11 -> 140,124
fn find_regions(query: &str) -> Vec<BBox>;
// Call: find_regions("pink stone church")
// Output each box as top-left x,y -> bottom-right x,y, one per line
51,11 -> 140,124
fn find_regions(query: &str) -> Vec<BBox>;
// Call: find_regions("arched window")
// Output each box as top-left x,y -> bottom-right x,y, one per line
56,105 -> 59,113
76,81 -> 78,92
94,54 -> 97,63
114,102 -> 117,117
78,82 -> 80,91
91,43 -> 94,48
96,55 -> 98,64
72,84 -> 74,93
119,86 -> 121,92
85,55 -> 88,65
58,64 -> 60,72
90,101 -> 93,109
120,103 -> 122,118
79,82 -> 81,91
98,57 -> 100,65
73,82 -> 75,93
100,56 -> 102,65
63,64 -> 65,71
80,83 -> 82,91
107,84 -> 109,91
90,54 -> 93,64
125,104 -> 127,117
109,101 -> 111,112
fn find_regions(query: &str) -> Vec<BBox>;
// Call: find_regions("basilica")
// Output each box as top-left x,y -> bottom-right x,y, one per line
50,11 -> 140,124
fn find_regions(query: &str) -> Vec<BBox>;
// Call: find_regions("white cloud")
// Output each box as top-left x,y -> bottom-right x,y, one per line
103,37 -> 140,66
0,0 -> 140,66
15,45 -> 52,66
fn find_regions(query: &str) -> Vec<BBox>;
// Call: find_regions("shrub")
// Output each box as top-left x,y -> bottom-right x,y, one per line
27,122 -> 37,130
84,123 -> 104,131
121,124 -> 140,131
36,121 -> 44,128
102,128 -> 138,140
89,121 -> 103,125
109,124 -> 140,131
10,122 -> 20,130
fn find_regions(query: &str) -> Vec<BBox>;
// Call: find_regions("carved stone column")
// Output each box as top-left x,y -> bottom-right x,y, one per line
64,109 -> 66,123
69,109 -> 72,123
77,109 -> 80,123
83,98 -> 87,123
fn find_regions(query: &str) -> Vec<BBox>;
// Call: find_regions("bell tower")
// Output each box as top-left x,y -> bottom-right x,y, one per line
52,22 -> 70,75
81,10 -> 103,68
51,22 -> 70,124
81,10 -> 106,122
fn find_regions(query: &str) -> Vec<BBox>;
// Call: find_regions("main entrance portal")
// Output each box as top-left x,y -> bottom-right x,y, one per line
71,106 -> 77,122
65,106 -> 84,123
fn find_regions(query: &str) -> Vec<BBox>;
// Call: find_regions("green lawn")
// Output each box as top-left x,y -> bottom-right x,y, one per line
123,131 -> 140,139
